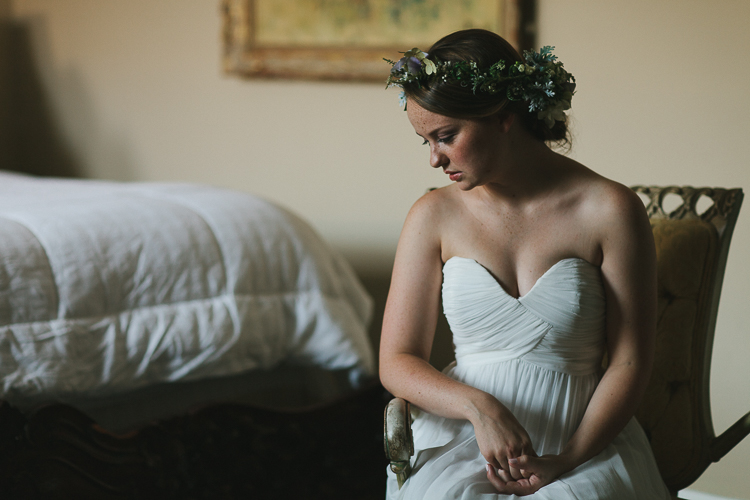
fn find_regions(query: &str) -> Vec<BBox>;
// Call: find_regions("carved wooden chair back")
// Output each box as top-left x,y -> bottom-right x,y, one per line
628,185 -> 748,495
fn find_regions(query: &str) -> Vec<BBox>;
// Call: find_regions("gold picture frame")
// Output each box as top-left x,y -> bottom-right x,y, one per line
222,0 -> 534,82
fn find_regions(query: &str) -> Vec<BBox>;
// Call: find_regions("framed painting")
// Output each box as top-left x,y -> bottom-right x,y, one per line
221,0 -> 536,82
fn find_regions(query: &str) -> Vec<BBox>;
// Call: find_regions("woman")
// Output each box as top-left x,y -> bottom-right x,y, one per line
379,29 -> 671,499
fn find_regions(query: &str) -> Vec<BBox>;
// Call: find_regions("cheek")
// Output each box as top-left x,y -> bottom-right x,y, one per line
472,137 -> 499,165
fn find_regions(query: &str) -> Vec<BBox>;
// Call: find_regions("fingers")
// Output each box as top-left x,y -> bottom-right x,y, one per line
508,458 -> 524,480
496,466 -> 514,483
487,464 -> 515,490
507,439 -> 536,478
493,456 -> 523,480
485,455 -> 501,471
509,454 -> 537,479
486,464 -> 504,489
486,465 -> 535,495
489,454 -> 567,495
489,451 -> 531,480
508,457 -> 524,479
485,446 -> 533,477
497,456 -> 510,477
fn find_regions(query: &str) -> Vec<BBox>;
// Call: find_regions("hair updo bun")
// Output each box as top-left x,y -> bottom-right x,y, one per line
402,29 -> 571,146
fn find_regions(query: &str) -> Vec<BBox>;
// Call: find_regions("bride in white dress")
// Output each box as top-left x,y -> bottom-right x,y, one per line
379,29 -> 671,499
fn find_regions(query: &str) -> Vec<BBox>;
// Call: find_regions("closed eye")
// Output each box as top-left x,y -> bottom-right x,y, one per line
422,136 -> 454,146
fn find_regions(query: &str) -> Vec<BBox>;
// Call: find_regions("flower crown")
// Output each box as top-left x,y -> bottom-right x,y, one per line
384,46 -> 576,128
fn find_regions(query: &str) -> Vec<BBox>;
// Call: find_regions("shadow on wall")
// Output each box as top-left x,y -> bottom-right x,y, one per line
0,19 -> 79,177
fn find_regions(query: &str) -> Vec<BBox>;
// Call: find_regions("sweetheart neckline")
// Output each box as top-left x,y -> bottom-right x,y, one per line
444,256 -> 597,301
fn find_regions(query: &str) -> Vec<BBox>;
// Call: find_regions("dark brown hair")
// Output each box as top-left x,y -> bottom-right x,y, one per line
403,29 -> 570,145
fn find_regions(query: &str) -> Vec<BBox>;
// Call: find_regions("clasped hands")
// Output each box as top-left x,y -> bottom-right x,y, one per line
485,453 -> 571,496
472,402 -> 571,496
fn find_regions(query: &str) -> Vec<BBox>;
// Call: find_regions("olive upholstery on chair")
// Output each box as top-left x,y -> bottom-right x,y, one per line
384,185 -> 750,497
629,186 -> 749,495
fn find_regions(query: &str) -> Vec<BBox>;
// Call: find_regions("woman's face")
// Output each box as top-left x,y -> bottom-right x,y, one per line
406,100 -> 511,191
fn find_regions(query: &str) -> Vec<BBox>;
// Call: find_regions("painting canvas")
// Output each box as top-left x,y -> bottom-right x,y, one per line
222,0 -> 530,81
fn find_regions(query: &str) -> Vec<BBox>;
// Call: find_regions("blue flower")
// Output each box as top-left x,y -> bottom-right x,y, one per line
393,56 -> 422,75
398,91 -> 407,108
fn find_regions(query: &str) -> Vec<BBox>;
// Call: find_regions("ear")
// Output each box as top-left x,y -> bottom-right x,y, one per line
496,111 -> 516,133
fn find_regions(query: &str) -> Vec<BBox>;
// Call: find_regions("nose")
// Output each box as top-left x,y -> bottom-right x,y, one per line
430,145 -> 447,169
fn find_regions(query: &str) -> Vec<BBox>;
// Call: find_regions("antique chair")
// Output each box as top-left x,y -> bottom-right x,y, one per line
384,185 -> 750,498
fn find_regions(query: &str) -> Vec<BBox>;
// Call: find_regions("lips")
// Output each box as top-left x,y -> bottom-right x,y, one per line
445,170 -> 462,181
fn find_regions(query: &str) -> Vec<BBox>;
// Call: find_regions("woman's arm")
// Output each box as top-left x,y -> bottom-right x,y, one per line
488,184 -> 657,493
557,185 -> 657,467
379,191 -> 536,474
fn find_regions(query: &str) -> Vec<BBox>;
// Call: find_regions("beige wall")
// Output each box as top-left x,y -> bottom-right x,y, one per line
0,0 -> 13,169
7,1 -> 750,497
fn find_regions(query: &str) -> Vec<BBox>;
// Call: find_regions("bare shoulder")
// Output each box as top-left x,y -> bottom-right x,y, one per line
571,170 -> 649,233
401,185 -> 459,241
568,168 -> 654,271
408,184 -> 459,216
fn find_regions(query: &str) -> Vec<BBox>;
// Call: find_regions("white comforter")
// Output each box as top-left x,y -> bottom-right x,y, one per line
0,172 -> 374,401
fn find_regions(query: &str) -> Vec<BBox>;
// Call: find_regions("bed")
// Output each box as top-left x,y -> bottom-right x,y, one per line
0,171 -> 387,499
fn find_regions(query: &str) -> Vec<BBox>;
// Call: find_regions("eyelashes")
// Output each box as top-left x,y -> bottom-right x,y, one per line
421,135 -> 455,146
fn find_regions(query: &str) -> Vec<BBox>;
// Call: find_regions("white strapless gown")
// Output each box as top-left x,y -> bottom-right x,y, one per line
386,257 -> 671,499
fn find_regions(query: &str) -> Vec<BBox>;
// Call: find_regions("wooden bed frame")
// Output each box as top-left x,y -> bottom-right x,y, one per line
0,379 -> 389,499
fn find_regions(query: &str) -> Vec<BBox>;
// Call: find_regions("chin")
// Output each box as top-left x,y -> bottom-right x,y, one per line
454,177 -> 480,191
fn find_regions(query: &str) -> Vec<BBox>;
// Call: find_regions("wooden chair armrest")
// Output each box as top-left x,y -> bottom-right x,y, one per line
709,409 -> 750,462
383,397 -> 414,488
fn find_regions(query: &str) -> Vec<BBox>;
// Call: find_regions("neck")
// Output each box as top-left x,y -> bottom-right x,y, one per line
481,124 -> 563,202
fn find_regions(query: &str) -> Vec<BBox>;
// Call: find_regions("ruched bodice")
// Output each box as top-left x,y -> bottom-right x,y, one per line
442,257 -> 606,376
386,256 -> 671,500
